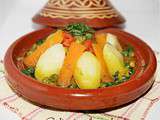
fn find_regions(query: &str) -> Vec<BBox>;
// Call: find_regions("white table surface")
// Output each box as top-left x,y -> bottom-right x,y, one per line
0,0 -> 160,120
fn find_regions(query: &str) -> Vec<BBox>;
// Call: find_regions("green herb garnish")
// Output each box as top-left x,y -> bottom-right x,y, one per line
100,75 -> 130,88
121,45 -> 134,57
65,23 -> 95,40
42,74 -> 58,84
21,67 -> 35,77
124,62 -> 135,75
129,68 -> 135,75
36,39 -> 44,45
75,36 -> 86,43
100,82 -> 114,87
124,62 -> 130,68
85,33 -> 93,40
68,83 -> 79,89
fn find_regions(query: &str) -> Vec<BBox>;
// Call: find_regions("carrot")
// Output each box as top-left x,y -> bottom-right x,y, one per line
93,44 -> 113,82
58,42 -> 86,87
23,30 -> 64,67
62,32 -> 74,47
84,40 -> 94,53
95,33 -> 106,49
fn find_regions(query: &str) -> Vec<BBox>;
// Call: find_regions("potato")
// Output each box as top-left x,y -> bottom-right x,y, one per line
103,44 -> 126,78
106,33 -> 122,51
74,52 -> 101,89
95,33 -> 122,51
35,44 -> 65,81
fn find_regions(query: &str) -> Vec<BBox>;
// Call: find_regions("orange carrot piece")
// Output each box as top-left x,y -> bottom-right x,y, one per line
93,44 -> 113,82
23,30 -> 64,67
95,33 -> 106,49
58,42 -> 86,87
62,32 -> 75,47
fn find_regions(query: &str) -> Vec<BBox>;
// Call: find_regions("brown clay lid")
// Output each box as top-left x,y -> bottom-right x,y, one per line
32,0 -> 126,28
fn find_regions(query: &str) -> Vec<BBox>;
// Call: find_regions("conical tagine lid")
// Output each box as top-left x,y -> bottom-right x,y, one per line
33,0 -> 126,28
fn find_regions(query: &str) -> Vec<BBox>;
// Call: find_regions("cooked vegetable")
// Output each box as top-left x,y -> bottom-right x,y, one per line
124,63 -> 135,76
21,67 -> 35,77
23,30 -> 64,67
95,33 -> 106,49
46,30 -> 64,44
20,23 -> 136,89
74,52 -> 101,89
84,40 -> 94,53
100,71 -> 131,88
35,44 -> 65,81
85,33 -> 93,40
129,61 -> 136,68
103,44 -> 127,78
121,46 -> 134,57
58,42 -> 86,87
75,36 -> 86,44
65,23 -> 95,40
95,33 -> 122,52
100,80 -> 124,88
62,32 -> 74,47
36,39 -> 45,45
93,44 -> 112,82
68,78 -> 79,88
42,74 -> 58,85
106,33 -> 122,51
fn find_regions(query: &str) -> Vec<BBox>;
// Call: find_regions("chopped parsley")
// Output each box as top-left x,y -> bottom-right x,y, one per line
65,23 -> 95,40
121,45 -> 134,57
36,39 -> 45,45
42,74 -> 58,84
21,67 -> 35,77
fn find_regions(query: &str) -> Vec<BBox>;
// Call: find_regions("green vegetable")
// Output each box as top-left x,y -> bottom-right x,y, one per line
121,45 -> 134,57
129,68 -> 135,75
100,75 -> 130,88
36,39 -> 45,45
124,62 -> 130,68
122,75 -> 130,80
42,74 -> 58,84
100,82 -> 114,87
65,23 -> 95,40
121,50 -> 129,57
100,69 -> 132,88
68,78 -> 79,89
124,62 -> 135,75
68,83 -> 79,89
21,67 -> 35,77
85,33 -> 93,40
75,36 -> 86,43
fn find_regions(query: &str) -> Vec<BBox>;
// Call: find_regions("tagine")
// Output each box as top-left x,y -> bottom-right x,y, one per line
4,0 -> 157,110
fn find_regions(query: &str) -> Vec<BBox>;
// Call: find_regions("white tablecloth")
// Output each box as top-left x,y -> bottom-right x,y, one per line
0,0 -> 159,120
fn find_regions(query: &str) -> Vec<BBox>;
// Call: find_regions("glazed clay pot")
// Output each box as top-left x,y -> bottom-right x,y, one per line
33,0 -> 125,28
4,28 -> 157,110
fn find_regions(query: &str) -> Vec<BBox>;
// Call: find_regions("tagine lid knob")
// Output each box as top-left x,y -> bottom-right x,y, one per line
32,0 -> 126,28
